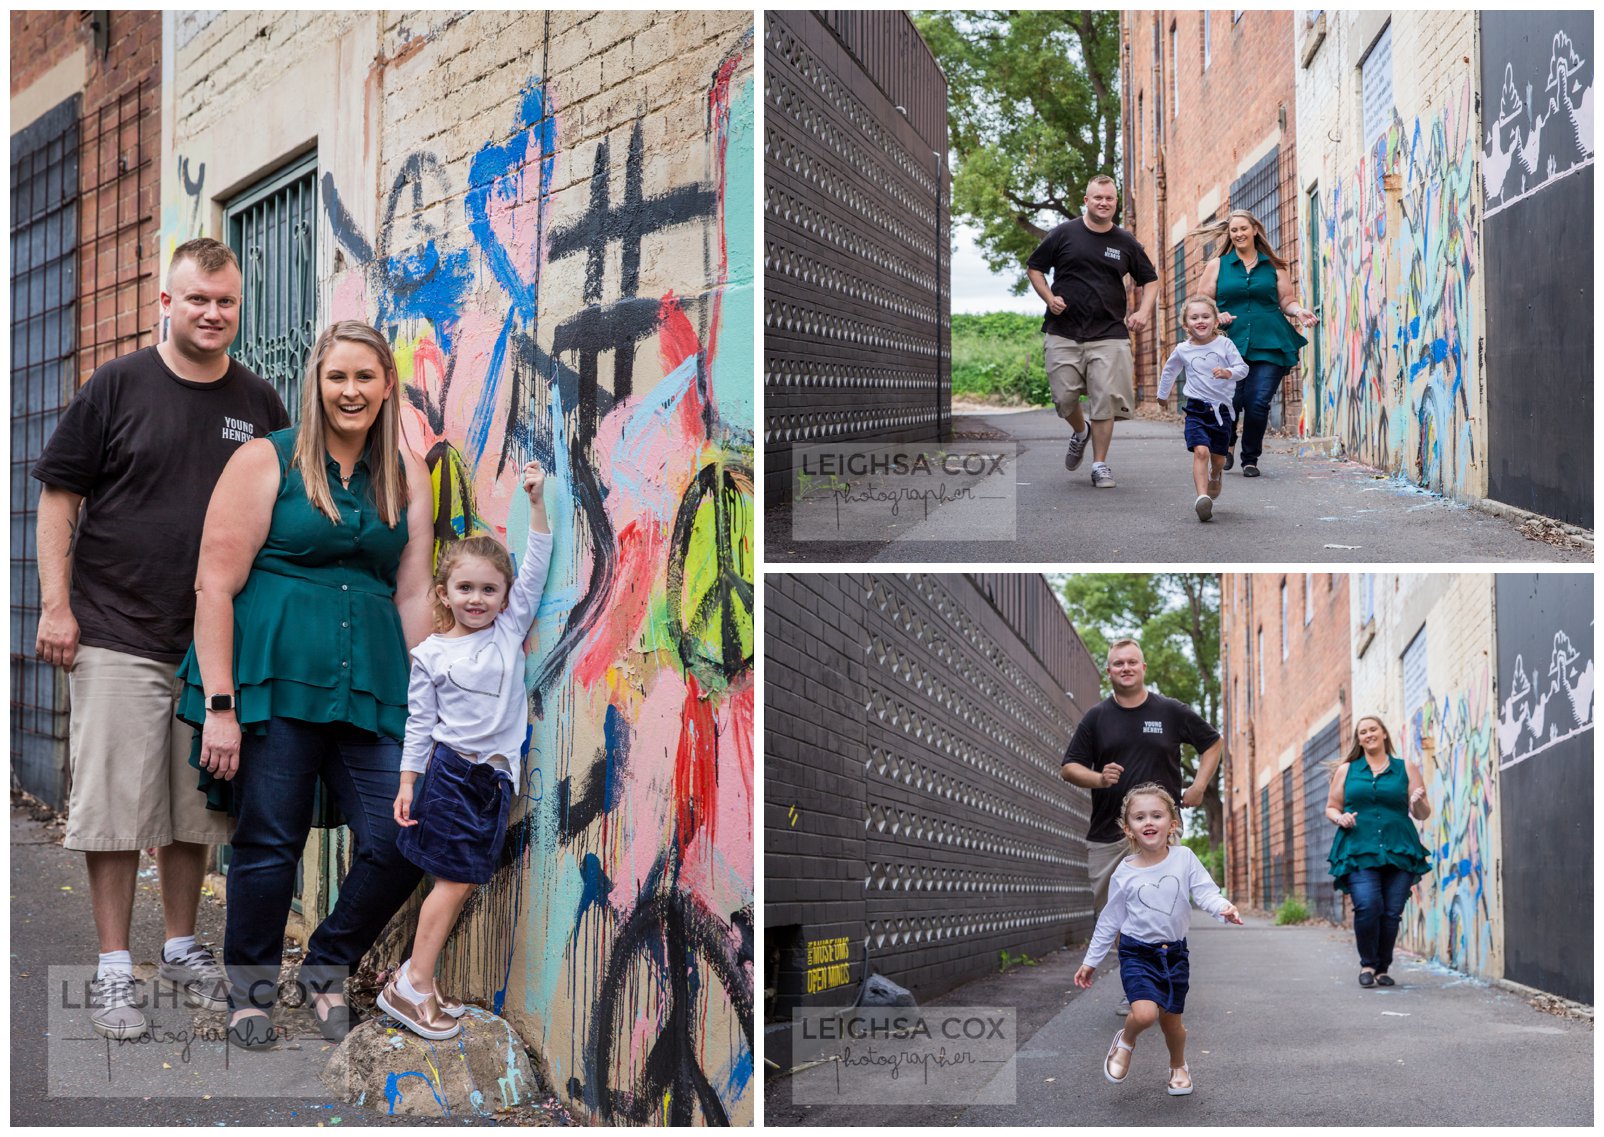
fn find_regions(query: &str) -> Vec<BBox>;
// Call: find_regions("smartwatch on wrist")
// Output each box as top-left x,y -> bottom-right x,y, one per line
209,693 -> 235,712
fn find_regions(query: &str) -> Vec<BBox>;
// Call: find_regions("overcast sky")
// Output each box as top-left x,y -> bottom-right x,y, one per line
950,223 -> 1045,315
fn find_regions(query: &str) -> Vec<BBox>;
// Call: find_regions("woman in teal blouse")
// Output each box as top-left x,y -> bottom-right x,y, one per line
1198,209 -> 1319,477
182,321 -> 434,1048
1326,716 -> 1433,988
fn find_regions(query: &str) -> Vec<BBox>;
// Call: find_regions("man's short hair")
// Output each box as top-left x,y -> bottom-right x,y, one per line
1085,174 -> 1118,195
168,238 -> 239,284
1106,637 -> 1143,663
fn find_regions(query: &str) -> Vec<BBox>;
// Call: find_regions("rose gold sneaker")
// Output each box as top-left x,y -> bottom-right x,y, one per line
436,989 -> 467,1019
377,976 -> 461,1040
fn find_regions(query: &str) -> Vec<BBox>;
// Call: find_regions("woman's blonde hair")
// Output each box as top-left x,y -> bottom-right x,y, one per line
429,535 -> 516,633
1119,781 -> 1182,851
1190,208 -> 1289,273
292,320 -> 408,527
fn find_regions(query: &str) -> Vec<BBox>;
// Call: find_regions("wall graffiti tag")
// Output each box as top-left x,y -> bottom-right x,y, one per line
1483,27 -> 1595,216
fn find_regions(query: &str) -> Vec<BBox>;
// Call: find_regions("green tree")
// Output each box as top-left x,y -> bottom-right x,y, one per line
914,9 -> 1122,287
1054,574 -> 1224,842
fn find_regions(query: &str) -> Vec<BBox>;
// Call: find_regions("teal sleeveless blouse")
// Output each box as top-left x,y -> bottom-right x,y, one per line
1327,755 -> 1431,890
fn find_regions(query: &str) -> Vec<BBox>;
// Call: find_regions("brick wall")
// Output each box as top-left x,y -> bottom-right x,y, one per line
167,11 -> 754,1124
765,574 -> 1095,1044
1295,12 -> 1487,498
1220,573 -> 1350,916
1121,11 -> 1303,423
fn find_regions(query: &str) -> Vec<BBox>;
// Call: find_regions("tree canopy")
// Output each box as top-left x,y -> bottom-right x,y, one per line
914,9 -> 1122,289
1054,573 -> 1224,842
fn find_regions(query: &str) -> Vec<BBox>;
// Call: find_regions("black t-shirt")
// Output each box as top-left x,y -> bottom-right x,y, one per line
1027,217 -> 1159,342
1063,692 -> 1221,844
31,346 -> 290,662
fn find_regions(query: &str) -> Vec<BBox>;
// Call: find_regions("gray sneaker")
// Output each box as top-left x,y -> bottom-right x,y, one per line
1116,997 -> 1131,1017
1064,426 -> 1091,471
1195,493 -> 1213,522
160,943 -> 230,1011
1091,463 -> 1116,488
89,970 -> 149,1039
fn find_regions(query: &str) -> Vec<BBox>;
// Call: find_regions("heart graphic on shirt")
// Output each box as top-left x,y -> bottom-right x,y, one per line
447,641 -> 505,698
1137,874 -> 1182,915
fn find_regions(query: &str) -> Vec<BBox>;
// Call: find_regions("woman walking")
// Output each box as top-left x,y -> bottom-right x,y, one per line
1326,716 -> 1433,987
180,320 -> 435,1047
1196,208 -> 1318,476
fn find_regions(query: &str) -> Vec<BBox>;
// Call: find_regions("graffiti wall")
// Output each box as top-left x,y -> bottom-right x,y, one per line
1348,573 -> 1503,980
1494,574 -> 1593,1003
1481,12 -> 1594,526
164,11 -> 754,1125
1307,78 -> 1482,497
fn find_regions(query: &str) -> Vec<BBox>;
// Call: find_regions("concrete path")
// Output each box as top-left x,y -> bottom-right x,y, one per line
769,917 -> 1593,1126
767,411 -> 1590,563
9,804 -> 562,1127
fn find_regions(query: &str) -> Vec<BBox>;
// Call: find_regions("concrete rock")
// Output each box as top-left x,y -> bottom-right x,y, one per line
859,973 -> 917,1007
321,1006 -> 541,1119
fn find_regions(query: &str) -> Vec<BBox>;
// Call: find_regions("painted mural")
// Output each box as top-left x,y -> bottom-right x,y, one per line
314,36 -> 756,1126
1405,667 -> 1498,977
1497,628 -> 1595,770
1306,80 -> 1480,496
1483,27 -> 1595,217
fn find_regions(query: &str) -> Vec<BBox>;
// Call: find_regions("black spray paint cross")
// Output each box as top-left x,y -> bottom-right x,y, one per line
548,119 -> 717,443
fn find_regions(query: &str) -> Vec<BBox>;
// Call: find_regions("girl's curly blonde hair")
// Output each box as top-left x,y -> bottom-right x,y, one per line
1119,781 -> 1182,851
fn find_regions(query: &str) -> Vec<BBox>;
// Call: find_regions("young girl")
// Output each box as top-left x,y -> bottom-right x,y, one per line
382,461 -> 552,1039
1073,782 -> 1242,1095
1156,296 -> 1250,523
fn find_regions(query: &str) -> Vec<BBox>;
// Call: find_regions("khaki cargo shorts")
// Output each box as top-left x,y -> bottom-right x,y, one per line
64,644 -> 232,851
1087,836 -> 1129,918
1044,334 -> 1135,422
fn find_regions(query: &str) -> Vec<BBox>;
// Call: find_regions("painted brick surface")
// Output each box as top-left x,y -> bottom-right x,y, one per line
765,574 -> 1095,1017
1296,12 -> 1488,499
1349,573 -> 1502,980
1122,11 -> 1303,419
165,11 -> 754,1125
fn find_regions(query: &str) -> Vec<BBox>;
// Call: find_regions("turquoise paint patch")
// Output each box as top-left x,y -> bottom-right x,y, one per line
711,77 -> 755,429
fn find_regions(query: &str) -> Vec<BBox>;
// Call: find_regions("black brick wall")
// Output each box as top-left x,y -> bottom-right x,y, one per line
766,573 -> 1098,1021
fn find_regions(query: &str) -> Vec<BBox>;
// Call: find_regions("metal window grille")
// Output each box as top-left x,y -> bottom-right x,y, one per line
79,79 -> 158,378
225,154 -> 318,413
1230,146 -> 1281,249
1403,626 -> 1429,727
1172,241 -> 1187,346
10,97 -> 81,805
1258,786 -> 1272,908
1280,767 -> 1294,901
1360,24 -> 1394,148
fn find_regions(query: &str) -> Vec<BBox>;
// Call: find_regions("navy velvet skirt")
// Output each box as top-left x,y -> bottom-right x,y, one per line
396,743 -> 513,884
1118,935 -> 1191,1014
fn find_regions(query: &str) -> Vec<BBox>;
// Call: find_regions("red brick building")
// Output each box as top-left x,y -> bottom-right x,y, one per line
1119,11 -> 1303,428
11,11 -> 163,805
1220,574 -> 1351,918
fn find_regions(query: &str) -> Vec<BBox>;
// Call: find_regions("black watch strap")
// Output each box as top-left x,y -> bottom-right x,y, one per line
209,693 -> 235,712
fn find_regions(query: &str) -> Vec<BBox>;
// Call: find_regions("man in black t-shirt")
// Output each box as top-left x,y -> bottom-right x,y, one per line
1061,638 -> 1222,1013
1025,175 -> 1159,489
31,238 -> 289,1039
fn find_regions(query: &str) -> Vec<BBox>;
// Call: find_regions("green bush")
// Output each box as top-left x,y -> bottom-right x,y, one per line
1181,835 -> 1224,886
951,312 -> 1052,406
1274,895 -> 1312,925
998,948 -> 1038,973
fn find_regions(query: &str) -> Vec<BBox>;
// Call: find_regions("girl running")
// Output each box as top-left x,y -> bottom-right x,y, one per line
1156,296 -> 1250,522
1074,782 -> 1242,1095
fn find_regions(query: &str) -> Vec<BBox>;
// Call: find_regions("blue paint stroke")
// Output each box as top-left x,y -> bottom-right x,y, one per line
384,1070 -> 449,1117
573,851 -> 614,944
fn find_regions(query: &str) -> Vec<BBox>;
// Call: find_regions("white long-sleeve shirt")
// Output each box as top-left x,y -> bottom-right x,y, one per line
1156,335 -> 1249,411
400,525 -> 553,793
1082,845 -> 1233,967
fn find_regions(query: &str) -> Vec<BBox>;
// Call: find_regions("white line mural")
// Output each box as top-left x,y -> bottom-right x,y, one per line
1497,623 -> 1596,771
1483,27 -> 1595,216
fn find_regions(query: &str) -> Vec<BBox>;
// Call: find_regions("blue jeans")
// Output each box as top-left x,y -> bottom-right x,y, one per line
224,717 -> 423,1011
1230,361 -> 1288,467
1345,865 -> 1414,973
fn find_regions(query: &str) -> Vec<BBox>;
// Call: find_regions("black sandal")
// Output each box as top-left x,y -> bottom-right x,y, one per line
228,1010 -> 279,1050
1375,974 -> 1396,987
1358,971 -> 1376,988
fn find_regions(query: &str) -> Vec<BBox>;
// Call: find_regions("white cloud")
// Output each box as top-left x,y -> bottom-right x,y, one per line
949,223 -> 1045,315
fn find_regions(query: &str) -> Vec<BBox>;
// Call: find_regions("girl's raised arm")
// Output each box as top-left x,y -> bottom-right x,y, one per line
503,462 -> 554,637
